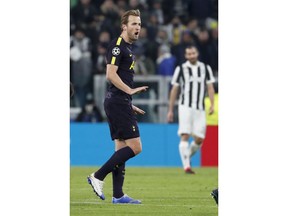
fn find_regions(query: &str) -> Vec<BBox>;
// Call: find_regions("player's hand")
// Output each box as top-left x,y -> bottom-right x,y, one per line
167,111 -> 174,122
130,86 -> 149,95
132,105 -> 145,115
209,106 -> 214,115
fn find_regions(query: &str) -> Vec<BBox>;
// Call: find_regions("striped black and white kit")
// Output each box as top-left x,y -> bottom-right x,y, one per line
171,61 -> 215,110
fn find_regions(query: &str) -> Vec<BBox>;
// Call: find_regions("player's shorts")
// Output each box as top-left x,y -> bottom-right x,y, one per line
178,105 -> 206,138
104,95 -> 140,141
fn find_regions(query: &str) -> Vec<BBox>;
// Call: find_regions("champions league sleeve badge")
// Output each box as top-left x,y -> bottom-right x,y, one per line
112,47 -> 121,56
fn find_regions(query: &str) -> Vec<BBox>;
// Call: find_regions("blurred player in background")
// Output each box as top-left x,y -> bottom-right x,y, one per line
87,9 -> 148,204
167,46 -> 215,174
70,82 -> 74,97
211,188 -> 218,205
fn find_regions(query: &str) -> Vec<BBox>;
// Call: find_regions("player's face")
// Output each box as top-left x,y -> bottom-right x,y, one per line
125,15 -> 141,42
185,47 -> 198,64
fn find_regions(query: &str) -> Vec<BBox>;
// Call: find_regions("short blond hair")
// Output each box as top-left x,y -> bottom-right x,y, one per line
121,9 -> 141,31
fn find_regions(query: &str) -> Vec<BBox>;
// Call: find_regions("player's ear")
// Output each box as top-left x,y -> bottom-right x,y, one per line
122,24 -> 127,31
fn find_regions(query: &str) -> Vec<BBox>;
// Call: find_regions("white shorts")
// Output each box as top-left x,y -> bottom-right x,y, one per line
178,105 -> 207,138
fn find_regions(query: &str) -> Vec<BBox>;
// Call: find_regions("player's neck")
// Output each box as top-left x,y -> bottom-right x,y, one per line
189,60 -> 198,65
120,33 -> 133,44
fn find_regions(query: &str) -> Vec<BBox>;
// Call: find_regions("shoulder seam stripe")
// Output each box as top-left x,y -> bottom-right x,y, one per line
111,56 -> 116,64
116,37 -> 122,46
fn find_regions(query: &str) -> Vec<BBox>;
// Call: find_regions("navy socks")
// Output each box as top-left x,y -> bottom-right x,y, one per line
94,146 -> 135,181
112,163 -> 125,198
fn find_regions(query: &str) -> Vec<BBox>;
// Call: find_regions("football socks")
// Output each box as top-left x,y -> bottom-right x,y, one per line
190,141 -> 201,157
94,146 -> 135,181
112,163 -> 125,198
179,141 -> 190,169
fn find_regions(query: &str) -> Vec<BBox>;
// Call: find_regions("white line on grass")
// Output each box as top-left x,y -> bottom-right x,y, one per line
70,201 -> 217,208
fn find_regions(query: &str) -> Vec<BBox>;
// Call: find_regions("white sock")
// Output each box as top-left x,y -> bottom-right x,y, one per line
179,141 -> 190,169
189,141 -> 201,157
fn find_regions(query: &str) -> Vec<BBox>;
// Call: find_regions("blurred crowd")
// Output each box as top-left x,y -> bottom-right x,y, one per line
70,0 -> 218,121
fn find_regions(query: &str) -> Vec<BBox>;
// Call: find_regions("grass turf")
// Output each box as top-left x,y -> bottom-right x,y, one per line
70,167 -> 218,216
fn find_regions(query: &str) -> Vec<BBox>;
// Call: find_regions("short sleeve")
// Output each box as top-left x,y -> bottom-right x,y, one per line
205,65 -> 216,84
106,44 -> 123,66
171,66 -> 181,86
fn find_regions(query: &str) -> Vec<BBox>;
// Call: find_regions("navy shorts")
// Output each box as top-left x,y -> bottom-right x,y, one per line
104,96 -> 140,140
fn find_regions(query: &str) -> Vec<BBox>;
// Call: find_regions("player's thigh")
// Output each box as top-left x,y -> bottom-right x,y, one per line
191,110 -> 206,139
115,139 -> 127,151
105,99 -> 139,140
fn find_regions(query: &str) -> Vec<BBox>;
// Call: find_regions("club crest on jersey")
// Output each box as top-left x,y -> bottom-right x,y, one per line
112,47 -> 120,56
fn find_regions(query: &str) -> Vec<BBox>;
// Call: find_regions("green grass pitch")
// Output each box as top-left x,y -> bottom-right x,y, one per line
70,167 -> 218,216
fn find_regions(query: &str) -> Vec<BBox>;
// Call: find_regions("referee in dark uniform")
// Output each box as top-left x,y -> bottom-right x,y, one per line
87,9 -> 148,204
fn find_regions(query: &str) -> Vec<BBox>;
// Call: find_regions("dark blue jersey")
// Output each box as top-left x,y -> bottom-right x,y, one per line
106,37 -> 136,100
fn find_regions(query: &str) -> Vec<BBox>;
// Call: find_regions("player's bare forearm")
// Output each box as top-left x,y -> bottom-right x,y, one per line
106,64 -> 148,95
168,85 -> 179,112
167,85 -> 179,122
106,64 -> 132,94
207,83 -> 215,114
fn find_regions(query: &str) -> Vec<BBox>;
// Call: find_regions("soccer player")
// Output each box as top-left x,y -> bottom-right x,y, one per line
87,9 -> 148,204
167,46 -> 215,174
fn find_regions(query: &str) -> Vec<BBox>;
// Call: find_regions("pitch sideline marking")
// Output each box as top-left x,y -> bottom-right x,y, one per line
70,201 -> 216,208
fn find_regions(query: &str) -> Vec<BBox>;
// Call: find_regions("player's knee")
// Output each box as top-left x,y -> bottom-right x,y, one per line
181,134 -> 190,141
126,138 -> 142,155
128,143 -> 142,155
134,144 -> 142,155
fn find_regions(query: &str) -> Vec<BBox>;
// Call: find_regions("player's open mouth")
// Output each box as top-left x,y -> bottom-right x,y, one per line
135,32 -> 139,36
